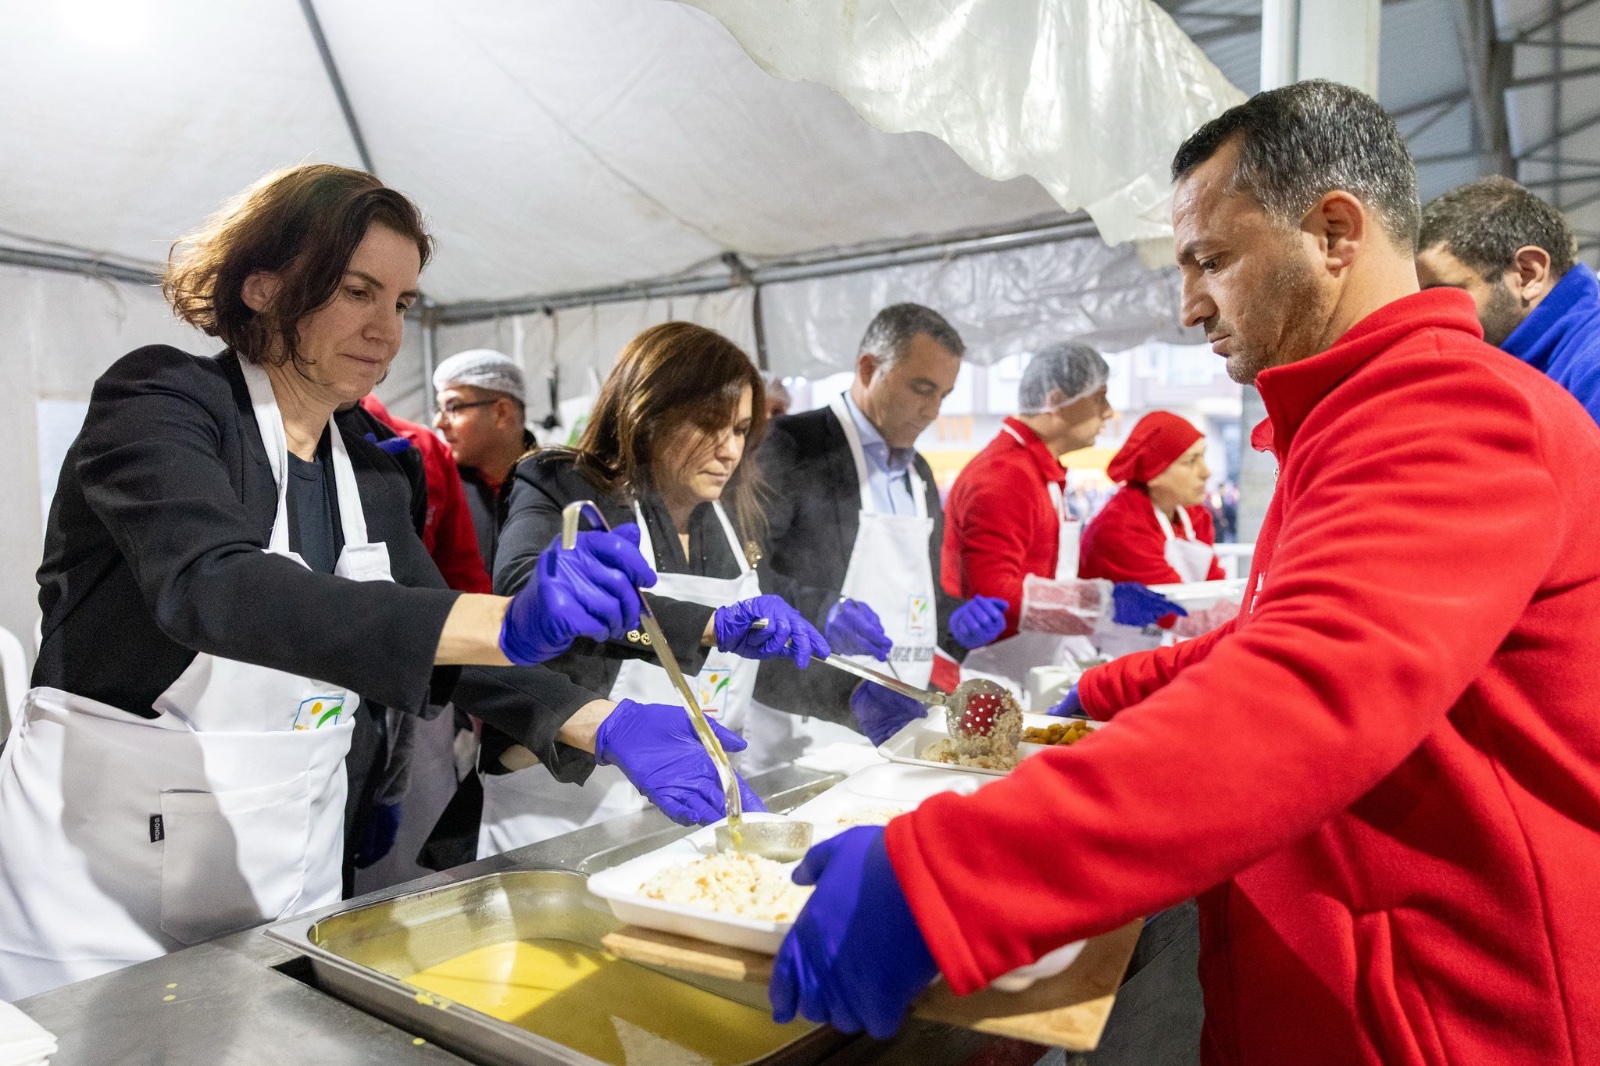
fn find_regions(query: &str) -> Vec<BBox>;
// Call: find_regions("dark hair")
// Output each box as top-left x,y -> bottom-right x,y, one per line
165,164 -> 433,370
574,322 -> 769,551
1171,80 -> 1420,249
858,303 -> 965,368
1419,176 -> 1576,280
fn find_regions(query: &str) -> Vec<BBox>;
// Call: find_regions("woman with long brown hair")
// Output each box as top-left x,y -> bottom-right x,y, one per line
480,322 -> 829,853
0,165 -> 752,1000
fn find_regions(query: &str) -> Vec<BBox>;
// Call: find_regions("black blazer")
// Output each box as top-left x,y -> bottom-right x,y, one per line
33,346 -> 604,781
752,404 -> 966,724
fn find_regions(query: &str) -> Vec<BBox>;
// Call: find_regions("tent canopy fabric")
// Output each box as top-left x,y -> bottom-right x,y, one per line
0,0 -> 1234,309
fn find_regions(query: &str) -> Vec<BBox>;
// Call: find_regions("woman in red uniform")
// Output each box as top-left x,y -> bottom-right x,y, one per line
1079,411 -> 1224,586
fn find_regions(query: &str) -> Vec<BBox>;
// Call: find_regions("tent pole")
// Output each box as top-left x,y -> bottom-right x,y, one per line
0,246 -> 161,287
751,284 -> 770,371
421,304 -> 439,417
298,0 -> 377,175
434,216 -> 1097,324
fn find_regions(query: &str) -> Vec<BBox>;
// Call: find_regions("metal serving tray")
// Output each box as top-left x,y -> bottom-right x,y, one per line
266,868 -> 838,1066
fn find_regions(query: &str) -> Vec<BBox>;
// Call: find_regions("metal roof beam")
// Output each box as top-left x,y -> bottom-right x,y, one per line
1513,0 -> 1600,42
1510,59 -> 1600,86
1515,107 -> 1600,160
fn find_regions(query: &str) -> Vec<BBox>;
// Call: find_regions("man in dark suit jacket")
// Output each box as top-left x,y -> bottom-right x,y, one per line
753,304 -> 996,727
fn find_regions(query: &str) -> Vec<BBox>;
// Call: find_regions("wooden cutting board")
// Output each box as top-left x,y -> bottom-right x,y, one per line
601,918 -> 1142,1051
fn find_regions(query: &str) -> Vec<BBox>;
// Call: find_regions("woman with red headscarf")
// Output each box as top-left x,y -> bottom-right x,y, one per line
1080,411 -> 1225,586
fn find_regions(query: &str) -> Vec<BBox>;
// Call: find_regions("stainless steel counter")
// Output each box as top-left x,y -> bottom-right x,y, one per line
16,766 -> 1067,1066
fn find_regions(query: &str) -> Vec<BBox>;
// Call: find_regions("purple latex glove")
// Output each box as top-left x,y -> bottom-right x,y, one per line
499,523 -> 657,665
825,599 -> 892,660
948,594 -> 1008,648
1047,684 -> 1085,718
351,801 -> 401,869
850,682 -> 927,747
594,698 -> 767,826
714,594 -> 831,668
363,431 -> 414,456
770,827 -> 938,1039
1111,583 -> 1188,628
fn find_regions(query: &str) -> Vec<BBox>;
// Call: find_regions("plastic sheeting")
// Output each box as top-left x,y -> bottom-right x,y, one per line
428,288 -> 757,426
682,0 -> 1246,245
760,234 -> 1200,379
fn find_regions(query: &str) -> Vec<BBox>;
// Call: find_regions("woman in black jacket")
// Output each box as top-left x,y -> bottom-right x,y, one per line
0,165 -> 746,1002
477,322 -> 830,855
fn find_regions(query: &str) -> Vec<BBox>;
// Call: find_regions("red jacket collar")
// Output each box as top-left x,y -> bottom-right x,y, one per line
1251,288 -> 1482,457
1001,416 -> 1067,483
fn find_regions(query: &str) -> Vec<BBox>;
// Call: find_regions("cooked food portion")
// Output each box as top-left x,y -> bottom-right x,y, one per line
832,805 -> 907,828
1023,719 -> 1094,746
640,852 -> 813,922
922,694 -> 1024,770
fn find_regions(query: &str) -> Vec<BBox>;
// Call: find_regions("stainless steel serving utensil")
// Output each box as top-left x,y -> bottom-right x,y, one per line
560,502 -> 804,860
749,619 -> 1016,740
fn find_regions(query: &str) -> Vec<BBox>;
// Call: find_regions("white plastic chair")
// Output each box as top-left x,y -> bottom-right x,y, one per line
0,625 -> 28,741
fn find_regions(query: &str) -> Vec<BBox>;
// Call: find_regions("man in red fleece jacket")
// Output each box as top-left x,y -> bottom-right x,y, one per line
769,80 -> 1600,1066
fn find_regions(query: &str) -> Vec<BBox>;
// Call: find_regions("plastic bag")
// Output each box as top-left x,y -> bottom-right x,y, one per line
1018,574 -> 1112,636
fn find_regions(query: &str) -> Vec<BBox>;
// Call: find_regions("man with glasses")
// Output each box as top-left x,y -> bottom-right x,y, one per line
432,349 -> 537,570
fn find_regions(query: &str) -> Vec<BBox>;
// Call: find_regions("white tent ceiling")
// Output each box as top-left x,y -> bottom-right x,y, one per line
0,0 -> 1082,303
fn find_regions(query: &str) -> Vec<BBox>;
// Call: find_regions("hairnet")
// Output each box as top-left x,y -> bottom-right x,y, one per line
1017,342 -> 1110,415
432,349 -> 525,404
1106,411 -> 1203,484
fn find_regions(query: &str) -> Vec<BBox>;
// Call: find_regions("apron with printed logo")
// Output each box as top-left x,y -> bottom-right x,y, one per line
477,500 -> 760,858
0,361 -> 389,1000
744,396 -> 937,767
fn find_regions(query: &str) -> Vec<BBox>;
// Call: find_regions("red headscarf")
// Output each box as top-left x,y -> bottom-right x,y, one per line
1106,411 -> 1203,484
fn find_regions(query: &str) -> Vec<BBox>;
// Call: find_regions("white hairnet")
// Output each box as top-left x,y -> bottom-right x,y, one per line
432,349 -> 525,404
1017,342 -> 1109,415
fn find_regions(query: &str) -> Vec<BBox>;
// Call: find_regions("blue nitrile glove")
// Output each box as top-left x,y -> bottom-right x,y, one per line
1047,684 -> 1085,718
363,431 -> 414,456
714,594 -> 831,668
948,594 -> 1008,648
770,826 -> 938,1040
593,698 -> 767,826
352,801 -> 401,869
850,682 -> 927,746
825,599 -> 892,660
499,523 -> 657,665
1111,583 -> 1188,628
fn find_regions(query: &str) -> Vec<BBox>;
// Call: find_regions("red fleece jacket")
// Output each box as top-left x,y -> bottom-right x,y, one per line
1079,484 -> 1225,585
887,290 -> 1600,1066
941,417 -> 1067,638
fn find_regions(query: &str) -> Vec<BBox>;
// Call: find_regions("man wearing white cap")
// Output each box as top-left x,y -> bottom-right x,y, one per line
432,349 -> 537,569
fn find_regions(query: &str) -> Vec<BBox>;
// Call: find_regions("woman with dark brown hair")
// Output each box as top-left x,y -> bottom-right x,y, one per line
478,322 -> 830,853
0,166 -> 756,1000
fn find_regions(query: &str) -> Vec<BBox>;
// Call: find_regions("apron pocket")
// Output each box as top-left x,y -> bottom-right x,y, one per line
158,772 -> 312,946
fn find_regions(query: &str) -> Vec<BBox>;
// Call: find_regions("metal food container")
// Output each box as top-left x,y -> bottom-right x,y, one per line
265,865 -> 840,1066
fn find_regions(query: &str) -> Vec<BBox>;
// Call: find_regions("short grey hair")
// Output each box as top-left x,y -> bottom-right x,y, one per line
1420,176 -> 1576,280
857,303 -> 965,369
1018,342 -> 1109,414
1172,79 -> 1420,250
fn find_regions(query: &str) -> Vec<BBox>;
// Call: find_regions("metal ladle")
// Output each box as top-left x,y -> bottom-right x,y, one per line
560,501 -> 811,860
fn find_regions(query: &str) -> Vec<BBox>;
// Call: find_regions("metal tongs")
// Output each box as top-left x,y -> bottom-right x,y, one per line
560,502 -> 809,859
750,621 -> 1016,741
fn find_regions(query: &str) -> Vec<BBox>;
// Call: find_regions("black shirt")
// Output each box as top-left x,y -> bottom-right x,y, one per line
285,430 -> 343,575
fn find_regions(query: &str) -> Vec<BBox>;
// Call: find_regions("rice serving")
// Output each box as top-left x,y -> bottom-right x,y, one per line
640,852 -> 813,922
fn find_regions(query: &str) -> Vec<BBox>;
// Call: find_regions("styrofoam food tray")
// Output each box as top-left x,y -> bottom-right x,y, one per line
586,763 -> 982,954
876,710 -> 1104,776
1148,577 -> 1248,611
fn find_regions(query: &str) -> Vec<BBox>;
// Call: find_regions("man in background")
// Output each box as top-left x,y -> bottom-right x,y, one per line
432,349 -> 537,569
1417,176 -> 1600,422
748,304 -> 1006,759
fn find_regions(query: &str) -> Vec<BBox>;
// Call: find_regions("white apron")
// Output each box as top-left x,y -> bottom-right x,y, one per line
477,501 -> 761,858
1155,503 -> 1217,584
0,361 -> 389,1001
960,428 -> 1084,699
742,396 -> 936,767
